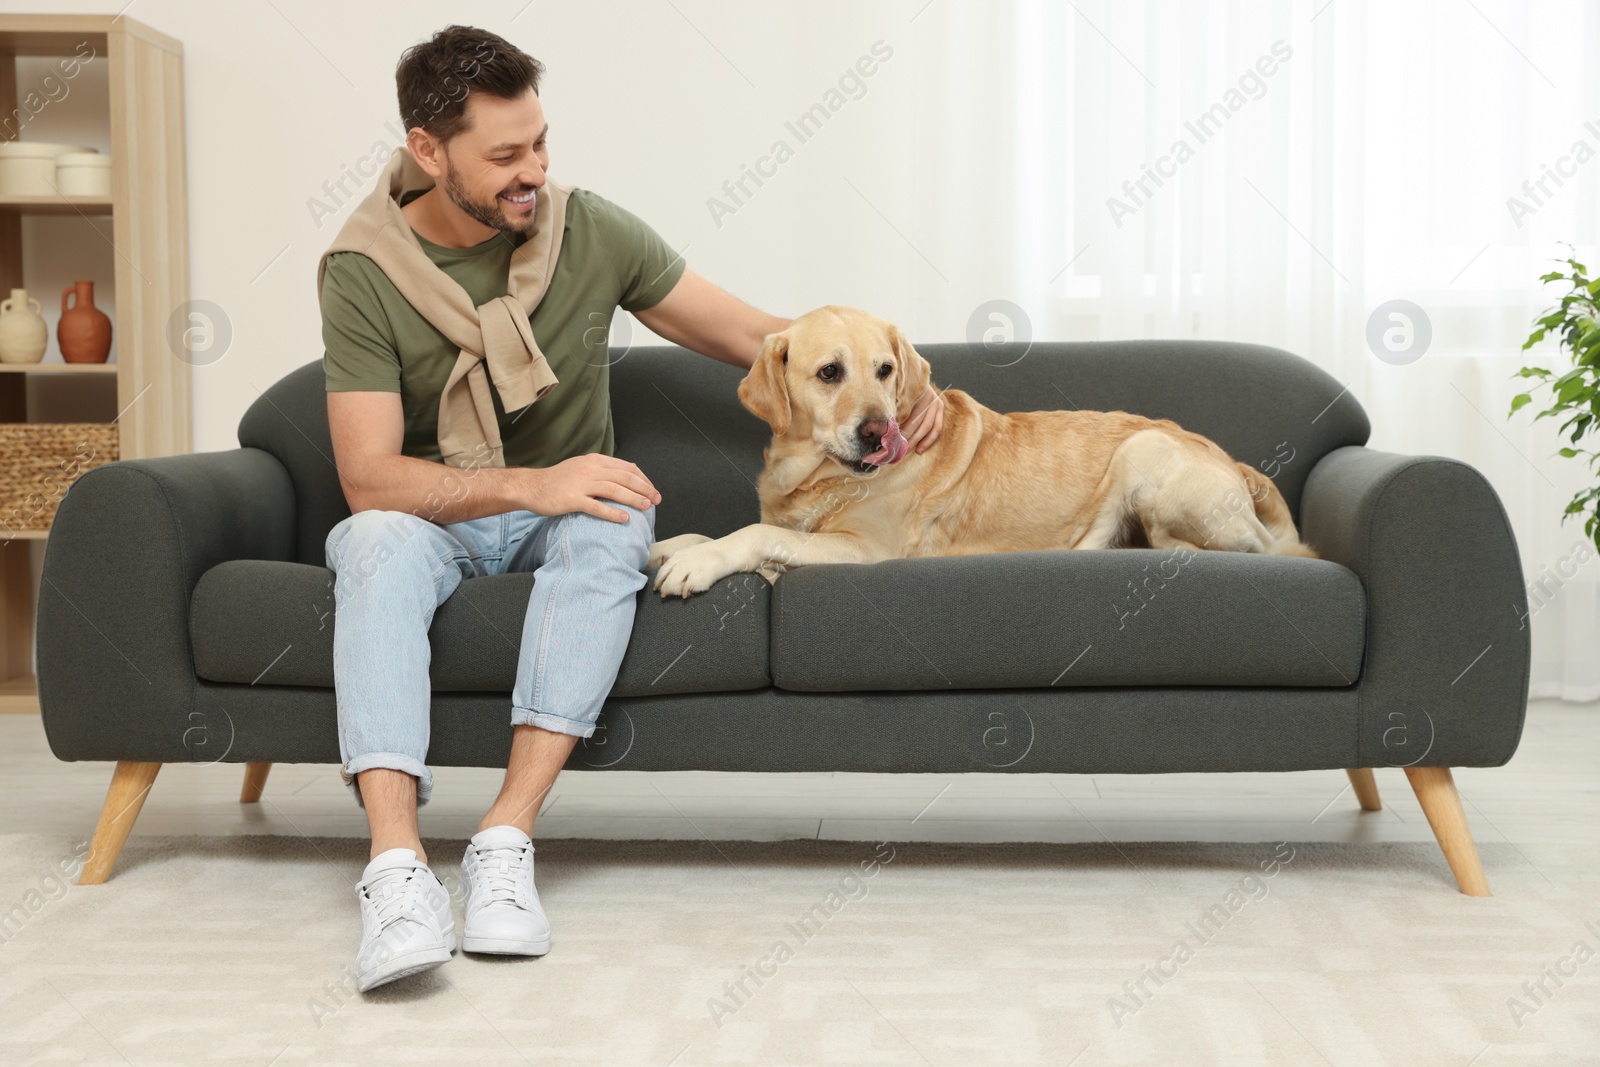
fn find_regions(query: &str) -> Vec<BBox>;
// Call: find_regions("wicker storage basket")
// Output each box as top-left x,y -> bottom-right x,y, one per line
0,423 -> 119,532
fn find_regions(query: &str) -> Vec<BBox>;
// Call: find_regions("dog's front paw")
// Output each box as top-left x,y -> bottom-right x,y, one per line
652,540 -> 738,598
647,532 -> 713,570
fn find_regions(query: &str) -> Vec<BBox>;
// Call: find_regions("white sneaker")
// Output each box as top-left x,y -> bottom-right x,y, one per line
354,847 -> 456,991
460,825 -> 551,955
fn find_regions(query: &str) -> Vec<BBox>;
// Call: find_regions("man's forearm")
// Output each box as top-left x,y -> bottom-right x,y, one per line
683,310 -> 790,369
735,313 -> 792,368
342,453 -> 536,525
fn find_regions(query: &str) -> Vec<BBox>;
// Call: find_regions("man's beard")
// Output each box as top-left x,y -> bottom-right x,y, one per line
441,158 -> 537,238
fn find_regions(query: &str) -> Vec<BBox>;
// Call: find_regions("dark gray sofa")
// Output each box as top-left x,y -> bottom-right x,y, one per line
36,340 -> 1531,895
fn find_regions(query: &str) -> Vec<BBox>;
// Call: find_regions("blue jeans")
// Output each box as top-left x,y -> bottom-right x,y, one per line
322,502 -> 656,808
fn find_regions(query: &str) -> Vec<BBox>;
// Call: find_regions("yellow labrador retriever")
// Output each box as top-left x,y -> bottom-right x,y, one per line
648,305 -> 1317,597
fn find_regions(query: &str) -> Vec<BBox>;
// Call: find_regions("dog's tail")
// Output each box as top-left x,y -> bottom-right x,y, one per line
1238,463 -> 1321,559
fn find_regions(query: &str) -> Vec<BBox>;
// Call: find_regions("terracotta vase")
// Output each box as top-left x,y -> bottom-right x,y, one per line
59,280 -> 112,363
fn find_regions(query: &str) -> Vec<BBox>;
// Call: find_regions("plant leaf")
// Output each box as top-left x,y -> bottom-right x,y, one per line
1557,378 -> 1591,403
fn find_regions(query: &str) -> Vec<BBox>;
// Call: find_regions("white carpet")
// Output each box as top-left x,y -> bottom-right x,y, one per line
1,832 -> 1596,1066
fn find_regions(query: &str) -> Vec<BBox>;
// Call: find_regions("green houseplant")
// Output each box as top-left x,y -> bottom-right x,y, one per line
1509,243 -> 1600,553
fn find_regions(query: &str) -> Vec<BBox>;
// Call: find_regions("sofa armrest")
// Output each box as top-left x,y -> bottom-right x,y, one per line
1299,446 -> 1531,768
37,448 -> 296,763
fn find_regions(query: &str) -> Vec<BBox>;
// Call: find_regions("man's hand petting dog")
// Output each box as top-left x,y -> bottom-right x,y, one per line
902,382 -> 945,454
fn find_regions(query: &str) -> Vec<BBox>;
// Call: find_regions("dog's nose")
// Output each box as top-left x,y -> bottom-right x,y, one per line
857,417 -> 888,449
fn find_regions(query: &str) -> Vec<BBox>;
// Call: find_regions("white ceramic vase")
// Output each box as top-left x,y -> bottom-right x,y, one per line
0,287 -> 48,363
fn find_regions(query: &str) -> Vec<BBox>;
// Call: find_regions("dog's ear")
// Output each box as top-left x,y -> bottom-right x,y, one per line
738,331 -> 792,435
889,323 -> 932,421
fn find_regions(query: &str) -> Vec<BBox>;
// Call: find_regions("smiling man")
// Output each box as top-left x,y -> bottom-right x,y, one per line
317,24 -> 945,992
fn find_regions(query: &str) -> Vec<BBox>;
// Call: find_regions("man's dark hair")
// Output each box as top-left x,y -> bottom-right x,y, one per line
395,25 -> 545,144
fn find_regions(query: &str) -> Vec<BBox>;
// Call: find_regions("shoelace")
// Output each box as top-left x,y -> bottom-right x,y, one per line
362,866 -> 428,933
471,844 -> 533,907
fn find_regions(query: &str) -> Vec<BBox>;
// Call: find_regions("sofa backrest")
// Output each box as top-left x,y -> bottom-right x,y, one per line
238,339 -> 1369,568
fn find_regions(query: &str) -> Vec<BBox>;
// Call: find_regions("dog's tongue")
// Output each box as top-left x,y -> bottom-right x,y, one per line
861,417 -> 909,466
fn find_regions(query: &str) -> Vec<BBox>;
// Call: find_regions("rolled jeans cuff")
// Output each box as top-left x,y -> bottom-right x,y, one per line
340,753 -> 435,810
512,705 -> 596,739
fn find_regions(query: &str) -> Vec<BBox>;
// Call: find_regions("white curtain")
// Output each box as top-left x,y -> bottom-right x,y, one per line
881,0 -> 1599,700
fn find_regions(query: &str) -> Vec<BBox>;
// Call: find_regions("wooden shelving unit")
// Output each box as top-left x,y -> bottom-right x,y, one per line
0,362 -> 118,373
0,14 -> 189,713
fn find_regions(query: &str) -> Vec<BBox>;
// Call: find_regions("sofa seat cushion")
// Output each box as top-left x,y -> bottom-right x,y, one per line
190,560 -> 770,695
769,548 -> 1365,691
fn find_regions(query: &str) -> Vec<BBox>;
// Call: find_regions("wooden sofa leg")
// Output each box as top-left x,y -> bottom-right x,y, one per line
240,762 -> 272,803
1346,768 -> 1382,811
80,761 -> 161,885
1403,766 -> 1491,897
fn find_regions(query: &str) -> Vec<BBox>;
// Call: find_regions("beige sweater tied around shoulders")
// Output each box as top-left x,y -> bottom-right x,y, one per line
316,144 -> 572,469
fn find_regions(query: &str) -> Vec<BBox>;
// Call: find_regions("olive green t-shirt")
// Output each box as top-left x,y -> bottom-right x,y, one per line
320,187 -> 686,468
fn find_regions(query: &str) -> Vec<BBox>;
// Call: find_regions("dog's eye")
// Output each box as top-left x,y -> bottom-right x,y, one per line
877,363 -> 894,379
818,363 -> 840,382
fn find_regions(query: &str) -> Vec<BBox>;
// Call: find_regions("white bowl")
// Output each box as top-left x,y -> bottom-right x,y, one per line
56,152 -> 112,197
0,142 -> 98,197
